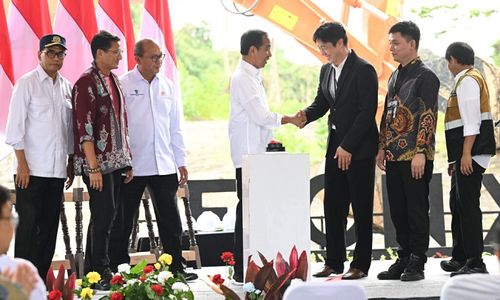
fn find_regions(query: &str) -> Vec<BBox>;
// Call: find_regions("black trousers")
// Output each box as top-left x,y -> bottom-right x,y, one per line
108,174 -> 183,272
324,156 -> 375,274
234,168 -> 243,276
82,169 -> 124,274
385,161 -> 433,260
449,160 -> 485,263
14,176 -> 64,280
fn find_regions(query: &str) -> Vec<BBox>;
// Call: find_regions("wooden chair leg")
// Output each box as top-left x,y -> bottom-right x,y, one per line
129,209 -> 140,253
179,184 -> 202,269
73,187 -> 85,279
60,194 -> 76,275
142,188 -> 160,260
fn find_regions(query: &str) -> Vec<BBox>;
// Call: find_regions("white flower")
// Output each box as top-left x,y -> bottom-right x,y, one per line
157,271 -> 173,284
243,282 -> 256,293
172,282 -> 189,292
125,278 -> 139,287
117,263 -> 131,273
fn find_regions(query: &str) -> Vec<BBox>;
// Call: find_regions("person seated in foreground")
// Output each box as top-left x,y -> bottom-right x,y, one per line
441,225 -> 500,300
0,185 -> 46,299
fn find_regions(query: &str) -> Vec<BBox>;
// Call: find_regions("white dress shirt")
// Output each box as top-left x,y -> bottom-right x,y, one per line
454,68 -> 490,169
5,65 -> 73,179
0,255 -> 46,300
228,60 -> 281,168
120,67 -> 186,176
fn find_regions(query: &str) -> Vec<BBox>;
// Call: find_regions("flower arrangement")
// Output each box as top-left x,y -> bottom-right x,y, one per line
220,251 -> 235,280
46,264 -> 76,300
206,246 -> 308,300
73,271 -> 101,300
99,253 -> 194,300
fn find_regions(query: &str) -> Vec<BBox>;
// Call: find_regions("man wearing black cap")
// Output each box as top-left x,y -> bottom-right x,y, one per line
5,34 -> 74,280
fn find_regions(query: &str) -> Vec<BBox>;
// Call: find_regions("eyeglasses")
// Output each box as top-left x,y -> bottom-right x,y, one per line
43,50 -> 67,59
149,54 -> 165,63
0,210 -> 19,228
106,49 -> 124,56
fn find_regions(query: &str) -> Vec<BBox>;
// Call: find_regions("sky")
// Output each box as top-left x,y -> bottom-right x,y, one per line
168,0 -> 500,65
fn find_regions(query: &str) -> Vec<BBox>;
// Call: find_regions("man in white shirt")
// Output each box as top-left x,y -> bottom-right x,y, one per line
0,185 -> 46,300
229,30 -> 302,282
109,39 -> 197,281
441,42 -> 496,276
5,34 -> 74,280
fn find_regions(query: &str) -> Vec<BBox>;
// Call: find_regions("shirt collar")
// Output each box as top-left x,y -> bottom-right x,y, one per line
454,68 -> 472,82
131,65 -> 158,83
240,60 -> 261,79
331,50 -> 350,73
397,56 -> 420,72
36,64 -> 61,83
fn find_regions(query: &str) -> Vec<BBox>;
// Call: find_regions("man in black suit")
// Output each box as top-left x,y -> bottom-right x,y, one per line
298,22 -> 379,280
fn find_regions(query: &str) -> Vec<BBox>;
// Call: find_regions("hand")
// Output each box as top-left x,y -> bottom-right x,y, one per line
447,164 -> 454,176
124,169 -> 134,184
460,153 -> 473,176
65,162 -> 74,190
376,149 -> 386,171
178,166 -> 188,185
334,146 -> 352,171
15,162 -> 30,189
411,153 -> 426,180
1,263 -> 38,297
295,110 -> 307,128
89,172 -> 103,192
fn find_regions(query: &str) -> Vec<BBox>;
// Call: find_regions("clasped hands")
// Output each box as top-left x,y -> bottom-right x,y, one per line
283,110 -> 307,128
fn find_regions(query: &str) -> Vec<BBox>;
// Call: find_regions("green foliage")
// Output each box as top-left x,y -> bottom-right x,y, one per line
386,247 -> 398,260
411,4 -> 458,18
492,40 -> 500,66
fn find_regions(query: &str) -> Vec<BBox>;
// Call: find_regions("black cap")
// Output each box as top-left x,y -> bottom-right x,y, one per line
39,34 -> 67,51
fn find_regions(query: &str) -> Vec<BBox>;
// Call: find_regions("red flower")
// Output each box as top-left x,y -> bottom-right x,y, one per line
220,251 -> 235,264
228,260 -> 235,266
139,275 -> 146,282
211,274 -> 225,285
143,265 -> 155,274
48,289 -> 62,300
110,274 -> 125,285
151,284 -> 164,296
110,292 -> 124,300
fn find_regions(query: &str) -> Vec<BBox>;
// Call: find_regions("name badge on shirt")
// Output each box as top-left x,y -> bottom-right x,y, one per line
130,89 -> 144,97
386,97 -> 399,124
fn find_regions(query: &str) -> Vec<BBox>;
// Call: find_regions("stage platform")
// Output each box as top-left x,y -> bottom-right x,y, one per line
183,256 -> 498,299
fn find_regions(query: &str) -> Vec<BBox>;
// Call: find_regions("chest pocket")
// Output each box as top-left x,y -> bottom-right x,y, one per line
159,93 -> 173,116
29,96 -> 52,121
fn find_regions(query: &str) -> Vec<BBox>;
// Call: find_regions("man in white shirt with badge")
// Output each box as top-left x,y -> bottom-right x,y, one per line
109,39 -> 197,281
5,34 -> 74,280
228,29 -> 302,283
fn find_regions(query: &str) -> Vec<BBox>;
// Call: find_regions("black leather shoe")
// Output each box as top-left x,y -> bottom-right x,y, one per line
400,254 -> 425,281
176,271 -> 198,281
233,271 -> 244,283
450,264 -> 488,277
313,265 -> 343,277
377,257 -> 408,280
440,259 -> 465,272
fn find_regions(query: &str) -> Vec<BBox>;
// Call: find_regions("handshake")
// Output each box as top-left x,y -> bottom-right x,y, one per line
282,110 -> 307,128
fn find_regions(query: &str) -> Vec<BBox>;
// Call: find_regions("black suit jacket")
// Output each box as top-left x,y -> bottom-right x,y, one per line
304,50 -> 379,159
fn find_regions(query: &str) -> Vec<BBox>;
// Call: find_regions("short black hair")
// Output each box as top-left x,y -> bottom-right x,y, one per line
313,22 -> 348,46
240,30 -> 267,55
91,30 -> 120,59
445,42 -> 475,65
389,21 -> 420,49
0,185 -> 10,216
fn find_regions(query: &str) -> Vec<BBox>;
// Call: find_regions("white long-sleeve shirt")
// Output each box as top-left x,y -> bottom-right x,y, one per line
228,60 -> 281,168
454,68 -> 490,169
5,65 -> 73,179
0,255 -> 46,300
120,67 -> 186,176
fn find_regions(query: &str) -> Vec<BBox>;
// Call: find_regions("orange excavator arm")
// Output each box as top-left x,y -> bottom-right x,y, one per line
229,0 -> 403,97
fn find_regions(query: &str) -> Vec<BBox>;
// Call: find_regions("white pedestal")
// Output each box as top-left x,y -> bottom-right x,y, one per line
242,153 -> 310,275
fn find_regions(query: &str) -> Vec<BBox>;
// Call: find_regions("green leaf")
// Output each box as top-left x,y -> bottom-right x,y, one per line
130,260 -> 148,275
